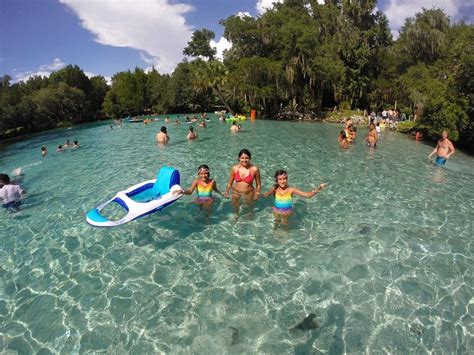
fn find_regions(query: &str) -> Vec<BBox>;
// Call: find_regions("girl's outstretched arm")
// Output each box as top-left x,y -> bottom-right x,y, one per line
175,179 -> 198,195
292,183 -> 328,198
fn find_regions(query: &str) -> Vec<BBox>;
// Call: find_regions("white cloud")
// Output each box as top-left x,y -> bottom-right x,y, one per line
236,11 -> 252,18
13,58 -> 112,85
256,0 -> 282,14
140,52 -> 155,66
14,71 -> 51,83
60,0 -> 194,74
255,0 -> 324,15
210,37 -> 232,61
40,58 -> 66,71
84,71 -> 112,85
13,58 -> 66,83
384,0 -> 459,37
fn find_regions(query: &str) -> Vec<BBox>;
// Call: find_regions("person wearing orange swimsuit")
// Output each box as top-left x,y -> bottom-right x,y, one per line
223,149 -> 261,213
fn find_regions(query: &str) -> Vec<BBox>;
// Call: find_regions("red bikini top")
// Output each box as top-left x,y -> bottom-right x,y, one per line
234,168 -> 254,184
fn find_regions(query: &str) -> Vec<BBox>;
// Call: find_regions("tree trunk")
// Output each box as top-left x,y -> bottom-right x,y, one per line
214,84 -> 233,114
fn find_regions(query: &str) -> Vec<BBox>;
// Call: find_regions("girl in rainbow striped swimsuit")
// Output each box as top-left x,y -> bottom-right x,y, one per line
177,165 -> 223,215
263,170 -> 327,225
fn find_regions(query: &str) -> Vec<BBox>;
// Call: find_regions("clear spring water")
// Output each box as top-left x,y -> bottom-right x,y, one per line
1,116 -> 473,353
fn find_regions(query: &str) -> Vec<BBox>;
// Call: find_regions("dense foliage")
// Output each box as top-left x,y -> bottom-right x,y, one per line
0,65 -> 107,135
1,1 -> 472,151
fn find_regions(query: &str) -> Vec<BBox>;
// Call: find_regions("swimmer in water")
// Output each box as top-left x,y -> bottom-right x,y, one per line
428,130 -> 455,166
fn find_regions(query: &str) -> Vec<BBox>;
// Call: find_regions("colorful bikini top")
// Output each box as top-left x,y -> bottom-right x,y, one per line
197,179 -> 213,198
274,188 -> 293,211
234,167 -> 254,184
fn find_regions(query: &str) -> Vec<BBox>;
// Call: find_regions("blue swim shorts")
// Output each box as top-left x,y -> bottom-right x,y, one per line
435,156 -> 447,166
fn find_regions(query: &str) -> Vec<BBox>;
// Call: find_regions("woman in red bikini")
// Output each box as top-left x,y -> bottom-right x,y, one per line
223,149 -> 261,212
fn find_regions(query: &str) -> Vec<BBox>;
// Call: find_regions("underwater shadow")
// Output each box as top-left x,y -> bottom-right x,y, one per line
293,303 -> 346,354
128,193 -> 292,250
130,201 -> 216,250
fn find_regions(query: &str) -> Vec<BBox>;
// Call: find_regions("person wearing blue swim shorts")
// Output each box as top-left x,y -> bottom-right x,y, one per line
435,156 -> 447,166
428,130 -> 455,166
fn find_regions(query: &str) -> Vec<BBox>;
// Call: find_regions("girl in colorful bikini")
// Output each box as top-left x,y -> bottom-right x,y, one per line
263,170 -> 327,226
177,165 -> 223,214
223,149 -> 261,213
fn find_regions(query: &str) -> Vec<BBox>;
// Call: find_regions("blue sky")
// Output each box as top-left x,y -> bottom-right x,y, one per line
1,0 -> 472,83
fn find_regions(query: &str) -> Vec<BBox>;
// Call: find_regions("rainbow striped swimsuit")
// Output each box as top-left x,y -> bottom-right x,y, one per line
196,179 -> 213,202
273,189 -> 294,215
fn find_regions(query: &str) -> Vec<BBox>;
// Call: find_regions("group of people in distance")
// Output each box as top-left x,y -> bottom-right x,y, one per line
56,139 -> 80,152
174,149 -> 327,226
137,113 -> 210,128
1,138 -> 82,212
155,116 -> 243,145
338,116 -> 455,167
40,139 -> 80,156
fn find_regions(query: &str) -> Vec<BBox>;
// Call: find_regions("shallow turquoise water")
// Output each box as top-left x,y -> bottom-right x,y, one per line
1,116 -> 473,353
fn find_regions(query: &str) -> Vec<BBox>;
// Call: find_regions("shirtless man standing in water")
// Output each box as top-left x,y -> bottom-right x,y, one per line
428,130 -> 455,166
156,126 -> 169,144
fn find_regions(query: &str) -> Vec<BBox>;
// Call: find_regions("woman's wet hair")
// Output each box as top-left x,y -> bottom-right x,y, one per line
160,126 -> 167,132
189,126 -> 194,132
238,149 -> 251,159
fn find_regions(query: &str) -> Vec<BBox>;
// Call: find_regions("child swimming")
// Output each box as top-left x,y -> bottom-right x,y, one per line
176,165 -> 223,216
263,170 -> 327,225
0,174 -> 26,212
338,130 -> 349,149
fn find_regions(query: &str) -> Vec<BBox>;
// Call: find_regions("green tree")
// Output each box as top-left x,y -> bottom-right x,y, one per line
49,64 -> 92,95
166,62 -> 194,112
102,90 -> 122,118
396,8 -> 450,65
147,68 -> 171,113
183,29 -> 217,60
89,76 -> 109,119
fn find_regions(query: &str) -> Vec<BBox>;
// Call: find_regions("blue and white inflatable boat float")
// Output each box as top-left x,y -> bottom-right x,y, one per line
86,166 -> 183,227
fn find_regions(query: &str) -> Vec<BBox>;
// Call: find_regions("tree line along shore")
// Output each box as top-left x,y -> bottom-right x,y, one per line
0,2 -> 472,152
